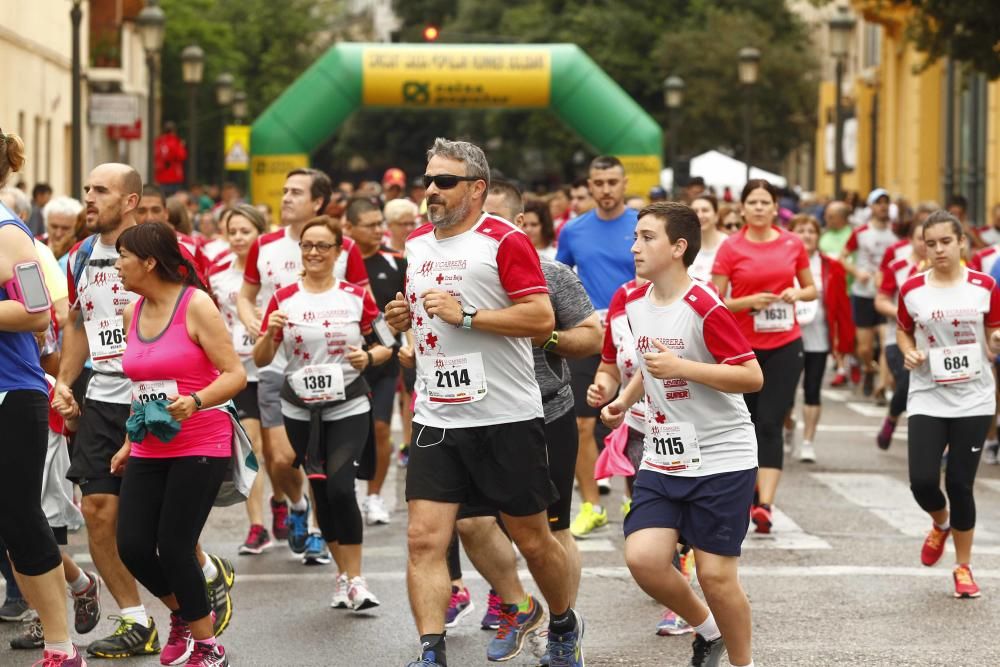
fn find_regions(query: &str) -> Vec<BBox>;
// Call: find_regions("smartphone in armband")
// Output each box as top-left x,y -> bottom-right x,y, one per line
4,261 -> 52,313
372,313 -> 396,348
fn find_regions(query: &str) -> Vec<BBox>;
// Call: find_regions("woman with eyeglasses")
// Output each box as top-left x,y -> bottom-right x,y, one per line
688,194 -> 724,282
253,215 -> 392,613
717,205 -> 742,235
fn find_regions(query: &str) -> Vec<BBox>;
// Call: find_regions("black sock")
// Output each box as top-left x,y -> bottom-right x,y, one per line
548,608 -> 577,634
420,633 -> 447,666
760,502 -> 771,511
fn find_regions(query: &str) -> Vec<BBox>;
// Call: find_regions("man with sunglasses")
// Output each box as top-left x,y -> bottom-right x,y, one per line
386,138 -> 584,667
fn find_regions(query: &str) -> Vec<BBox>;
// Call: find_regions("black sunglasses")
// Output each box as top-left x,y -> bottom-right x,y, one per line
423,174 -> 481,190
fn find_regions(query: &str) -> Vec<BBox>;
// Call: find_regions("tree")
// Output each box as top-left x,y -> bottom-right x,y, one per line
890,0 -> 1000,79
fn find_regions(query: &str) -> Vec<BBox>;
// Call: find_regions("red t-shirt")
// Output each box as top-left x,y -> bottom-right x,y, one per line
712,225 -> 810,350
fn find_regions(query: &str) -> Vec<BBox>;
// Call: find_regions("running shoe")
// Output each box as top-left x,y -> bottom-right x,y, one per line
86,615 -> 160,659
160,613 -> 193,666
9,616 -> 42,649
397,443 -> 409,468
365,494 -> 391,525
921,525 -> 951,566
597,478 -> 611,496
750,504 -> 772,534
330,573 -> 350,609
830,370 -> 848,387
481,589 -> 501,630
73,571 -> 101,634
690,633 -> 726,667
303,533 -> 332,565
0,596 -> 31,622
621,496 -> 632,518
205,555 -> 234,637
797,441 -> 816,463
656,608 -> 693,636
445,586 -> 474,628
569,502 -> 608,538
183,641 -> 228,666
36,647 -> 86,666
953,564 -> 982,599
850,364 -> 862,386
406,653 -> 442,666
678,548 -> 696,583
487,595 -> 543,661
239,524 -> 273,555
546,609 -> 584,667
863,371 -> 875,397
270,496 -> 289,541
874,388 -> 888,407
876,418 -> 896,450
984,441 -> 999,465
348,576 -> 380,611
286,498 -> 311,554
783,424 -> 795,455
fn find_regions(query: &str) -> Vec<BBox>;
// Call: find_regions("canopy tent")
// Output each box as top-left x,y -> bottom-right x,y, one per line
660,150 -> 787,194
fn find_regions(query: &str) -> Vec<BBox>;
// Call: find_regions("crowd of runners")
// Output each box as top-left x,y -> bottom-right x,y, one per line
0,125 -> 998,667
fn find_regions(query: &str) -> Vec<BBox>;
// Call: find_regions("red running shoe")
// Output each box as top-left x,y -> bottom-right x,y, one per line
830,371 -> 848,387
921,525 -> 950,566
750,504 -> 772,534
953,564 -> 981,599
270,497 -> 289,541
850,364 -> 862,385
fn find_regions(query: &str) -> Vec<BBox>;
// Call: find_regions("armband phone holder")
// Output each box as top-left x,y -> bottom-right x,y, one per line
4,261 -> 52,313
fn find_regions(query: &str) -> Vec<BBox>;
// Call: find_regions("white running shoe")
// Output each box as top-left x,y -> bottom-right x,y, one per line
783,424 -> 796,455
797,441 -> 816,463
330,573 -> 350,609
365,494 -> 391,525
348,576 -> 380,611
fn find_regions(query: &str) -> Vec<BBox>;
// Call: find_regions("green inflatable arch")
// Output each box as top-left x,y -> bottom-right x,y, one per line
249,43 -> 662,209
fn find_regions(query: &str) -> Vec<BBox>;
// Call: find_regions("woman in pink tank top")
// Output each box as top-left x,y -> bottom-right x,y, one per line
110,222 -> 245,667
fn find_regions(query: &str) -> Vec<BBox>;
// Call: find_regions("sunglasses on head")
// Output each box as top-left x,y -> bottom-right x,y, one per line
423,174 -> 480,190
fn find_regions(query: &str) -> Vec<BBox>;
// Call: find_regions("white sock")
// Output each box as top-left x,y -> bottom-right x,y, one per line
69,570 -> 91,595
934,520 -> 950,531
289,496 -> 308,512
593,504 -> 604,515
120,605 -> 149,628
730,661 -> 754,667
201,557 -> 219,582
693,612 -> 721,641
44,639 -> 74,656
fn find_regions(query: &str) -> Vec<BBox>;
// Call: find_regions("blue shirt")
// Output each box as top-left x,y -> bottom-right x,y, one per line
555,207 -> 638,310
0,205 -> 48,396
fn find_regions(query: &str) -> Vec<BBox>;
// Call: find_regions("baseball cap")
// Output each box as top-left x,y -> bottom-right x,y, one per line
383,168 -> 406,188
867,188 -> 890,206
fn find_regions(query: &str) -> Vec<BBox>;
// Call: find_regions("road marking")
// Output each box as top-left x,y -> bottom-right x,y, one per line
846,402 -> 887,418
980,479 -> 1000,495
820,389 -> 848,403
743,506 -> 831,550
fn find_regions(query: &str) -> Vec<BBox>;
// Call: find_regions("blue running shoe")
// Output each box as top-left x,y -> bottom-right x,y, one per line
487,595 -> 543,662
406,649 -> 443,666
302,533 -> 331,565
287,498 -> 310,554
547,610 -> 584,667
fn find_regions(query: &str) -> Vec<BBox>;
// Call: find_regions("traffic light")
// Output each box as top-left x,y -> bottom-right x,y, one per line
423,25 -> 439,42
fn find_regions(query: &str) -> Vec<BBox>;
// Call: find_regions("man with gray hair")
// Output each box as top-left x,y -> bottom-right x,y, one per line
43,196 -> 84,264
386,139 -> 585,667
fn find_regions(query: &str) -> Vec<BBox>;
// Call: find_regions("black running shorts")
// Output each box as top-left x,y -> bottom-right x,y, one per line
67,399 -> 130,496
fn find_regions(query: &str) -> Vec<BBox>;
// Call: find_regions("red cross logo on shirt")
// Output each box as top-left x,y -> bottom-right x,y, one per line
654,411 -> 666,424
85,301 -> 94,311
302,352 -> 311,361
927,335 -> 936,344
418,344 -> 425,354
624,359 -> 633,369
111,284 -> 119,293
293,348 -> 301,356
416,316 -> 424,327
295,336 -> 303,344
409,293 -> 417,304
266,270 -> 274,278
322,320 -> 331,328
952,319 -> 961,328
436,274 -> 445,285
426,332 -> 438,349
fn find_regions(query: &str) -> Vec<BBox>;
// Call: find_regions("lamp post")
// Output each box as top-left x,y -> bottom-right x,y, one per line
136,1 -> 166,183
70,0 -> 82,199
738,47 -> 761,184
181,44 -> 204,188
232,91 -> 248,124
663,75 -> 685,197
215,73 -> 235,185
828,6 -> 856,200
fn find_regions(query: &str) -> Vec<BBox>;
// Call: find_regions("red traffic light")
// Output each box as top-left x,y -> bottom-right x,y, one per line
423,25 -> 439,42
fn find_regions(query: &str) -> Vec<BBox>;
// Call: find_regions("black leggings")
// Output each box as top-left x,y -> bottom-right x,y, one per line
0,391 -> 61,576
802,351 -> 828,406
907,414 -> 990,532
446,533 -> 462,582
285,412 -> 368,546
118,455 -> 228,622
885,345 -> 909,419
745,338 -> 805,470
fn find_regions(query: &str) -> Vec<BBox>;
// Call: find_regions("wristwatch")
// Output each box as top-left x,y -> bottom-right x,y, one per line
460,305 -> 478,330
542,331 -> 560,351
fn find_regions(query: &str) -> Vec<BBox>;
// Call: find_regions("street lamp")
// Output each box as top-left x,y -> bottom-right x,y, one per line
181,44 -> 204,188
215,73 -> 235,184
829,6 -> 856,200
663,76 -> 685,197
70,0 -> 82,199
137,1 -> 167,183
232,91 -> 248,124
738,47 -> 761,183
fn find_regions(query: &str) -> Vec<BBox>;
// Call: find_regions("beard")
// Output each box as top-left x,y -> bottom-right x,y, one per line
427,195 -> 472,230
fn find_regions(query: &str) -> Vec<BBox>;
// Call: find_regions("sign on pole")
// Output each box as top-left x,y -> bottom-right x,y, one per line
224,125 -> 251,171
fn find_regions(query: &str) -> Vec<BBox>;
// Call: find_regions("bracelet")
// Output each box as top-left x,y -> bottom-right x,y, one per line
189,392 -> 203,409
366,351 -> 374,368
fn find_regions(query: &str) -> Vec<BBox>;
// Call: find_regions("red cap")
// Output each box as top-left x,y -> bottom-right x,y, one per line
383,168 -> 406,188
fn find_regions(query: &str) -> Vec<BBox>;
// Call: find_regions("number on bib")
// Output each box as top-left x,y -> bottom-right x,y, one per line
131,380 -> 179,405
642,421 -> 701,473
753,301 -> 795,333
928,344 -> 982,385
84,316 -> 127,361
421,353 -> 488,404
289,364 -> 346,403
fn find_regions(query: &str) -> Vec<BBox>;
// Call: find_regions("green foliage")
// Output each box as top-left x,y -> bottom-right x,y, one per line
890,0 -> 1000,79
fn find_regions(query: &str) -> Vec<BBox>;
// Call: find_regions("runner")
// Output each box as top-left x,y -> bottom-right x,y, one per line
386,139 -> 583,667
207,204 -> 271,554
896,210 -> 1000,598
711,179 -> 816,534
253,215 -> 389,612
111,221 -> 245,667
521,199 -> 557,260
787,214 -> 855,463
687,194 -> 724,282
601,201 -> 761,667
238,168 -> 368,555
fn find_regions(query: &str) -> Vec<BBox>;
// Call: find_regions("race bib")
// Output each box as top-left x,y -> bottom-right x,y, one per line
289,364 -> 346,403
232,321 -> 254,357
131,379 -> 179,405
423,353 -> 488,404
643,421 -> 701,473
753,301 -> 795,333
84,316 -> 126,361
929,344 -> 982,385
795,299 -> 819,326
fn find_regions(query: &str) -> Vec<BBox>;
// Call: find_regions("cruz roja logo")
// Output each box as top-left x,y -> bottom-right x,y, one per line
403,81 -> 430,104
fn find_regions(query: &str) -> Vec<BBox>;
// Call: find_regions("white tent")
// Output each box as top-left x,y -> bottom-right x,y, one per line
660,150 -> 787,194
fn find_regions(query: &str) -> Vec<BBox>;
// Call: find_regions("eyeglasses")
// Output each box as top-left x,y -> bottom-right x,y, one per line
723,223 -> 742,231
299,242 -> 338,253
422,174 -> 480,190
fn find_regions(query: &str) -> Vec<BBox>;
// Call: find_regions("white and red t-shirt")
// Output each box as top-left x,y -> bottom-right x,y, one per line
262,280 -> 379,422
897,269 -> 1000,418
879,251 -> 919,343
405,214 -> 548,428
66,238 -> 138,404
688,239 -> 721,283
201,237 -> 231,269
625,280 -> 757,477
712,225 -> 810,350
208,253 -> 259,382
845,222 -> 899,298
602,279 -> 646,432
879,238 -> 913,276
970,245 -> 1000,277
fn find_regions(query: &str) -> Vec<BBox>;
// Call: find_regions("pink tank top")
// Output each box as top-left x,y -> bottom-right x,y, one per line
123,287 -> 232,458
